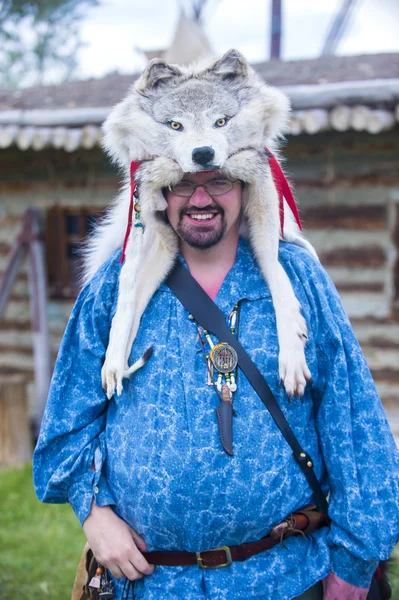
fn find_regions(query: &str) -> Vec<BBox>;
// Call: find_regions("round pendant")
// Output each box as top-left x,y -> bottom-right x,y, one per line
210,342 -> 238,374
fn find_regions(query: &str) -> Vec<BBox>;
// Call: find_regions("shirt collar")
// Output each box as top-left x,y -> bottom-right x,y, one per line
159,237 -> 270,308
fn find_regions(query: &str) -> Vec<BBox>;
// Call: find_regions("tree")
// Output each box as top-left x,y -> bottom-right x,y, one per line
0,0 -> 98,89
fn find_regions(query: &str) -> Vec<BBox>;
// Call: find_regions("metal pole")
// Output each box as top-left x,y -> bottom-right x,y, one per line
270,0 -> 282,60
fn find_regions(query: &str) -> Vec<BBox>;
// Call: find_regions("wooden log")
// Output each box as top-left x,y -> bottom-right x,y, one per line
0,351 -> 34,371
32,127 -> 52,151
336,281 -> 384,293
0,125 -> 19,149
81,125 -> 101,150
0,107 -> 110,127
327,266 -> 386,288
16,126 -> 35,151
0,343 -> 33,355
350,105 -> 372,131
303,204 -> 386,229
376,383 -> 399,407
329,105 -> 352,132
352,321 -> 399,348
281,79 -> 399,110
383,410 -> 399,448
302,109 -> 329,135
319,245 -> 386,267
64,128 -> 83,153
51,126 -> 68,149
0,374 -> 32,466
339,291 -> 389,319
289,111 -> 304,135
366,109 -> 395,134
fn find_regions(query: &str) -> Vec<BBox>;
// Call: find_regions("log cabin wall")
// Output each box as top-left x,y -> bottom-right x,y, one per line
285,127 -> 399,442
0,128 -> 398,442
0,146 -> 116,419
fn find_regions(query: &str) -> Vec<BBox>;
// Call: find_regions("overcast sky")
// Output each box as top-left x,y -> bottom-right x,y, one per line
77,0 -> 399,80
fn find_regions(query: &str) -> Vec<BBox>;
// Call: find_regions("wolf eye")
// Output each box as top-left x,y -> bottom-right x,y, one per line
169,121 -> 183,131
215,118 -> 227,127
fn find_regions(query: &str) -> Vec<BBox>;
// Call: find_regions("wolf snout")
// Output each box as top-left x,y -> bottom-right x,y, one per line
192,146 -> 215,167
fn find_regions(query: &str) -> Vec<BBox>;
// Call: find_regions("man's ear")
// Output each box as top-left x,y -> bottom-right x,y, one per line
207,49 -> 249,80
136,59 -> 183,92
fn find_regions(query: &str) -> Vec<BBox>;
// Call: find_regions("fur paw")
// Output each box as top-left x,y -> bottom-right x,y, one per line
278,315 -> 312,399
101,348 -> 154,399
223,148 -> 264,183
101,362 -> 125,399
138,157 -> 183,190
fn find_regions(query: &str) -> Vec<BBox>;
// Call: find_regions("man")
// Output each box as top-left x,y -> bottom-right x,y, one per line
33,169 -> 399,600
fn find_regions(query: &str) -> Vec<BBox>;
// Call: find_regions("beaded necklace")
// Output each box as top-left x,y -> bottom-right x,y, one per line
189,302 -> 241,402
189,303 -> 241,456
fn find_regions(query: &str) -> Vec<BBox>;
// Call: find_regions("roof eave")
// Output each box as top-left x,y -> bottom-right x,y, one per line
0,79 -> 398,127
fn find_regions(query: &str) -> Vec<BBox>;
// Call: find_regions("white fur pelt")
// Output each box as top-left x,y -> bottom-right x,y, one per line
83,49 -> 318,399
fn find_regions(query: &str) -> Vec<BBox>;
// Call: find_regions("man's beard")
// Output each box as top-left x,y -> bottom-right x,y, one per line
175,208 -> 226,249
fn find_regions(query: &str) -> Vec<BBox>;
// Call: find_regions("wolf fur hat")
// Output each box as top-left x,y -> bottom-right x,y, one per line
83,49 -> 317,400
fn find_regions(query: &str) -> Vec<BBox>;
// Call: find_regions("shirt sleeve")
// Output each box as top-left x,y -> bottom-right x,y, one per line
33,255 -> 120,526
305,256 -> 399,588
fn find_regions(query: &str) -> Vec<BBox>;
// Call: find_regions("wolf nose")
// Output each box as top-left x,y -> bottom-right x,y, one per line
192,146 -> 215,166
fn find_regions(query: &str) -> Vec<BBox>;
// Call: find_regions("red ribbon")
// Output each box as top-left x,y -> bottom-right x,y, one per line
265,147 -> 302,237
121,161 -> 141,264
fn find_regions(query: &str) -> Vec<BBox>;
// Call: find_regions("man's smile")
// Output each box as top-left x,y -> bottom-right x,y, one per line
185,212 -> 220,223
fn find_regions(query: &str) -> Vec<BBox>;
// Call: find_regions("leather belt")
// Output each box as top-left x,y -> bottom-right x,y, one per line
142,506 -> 327,569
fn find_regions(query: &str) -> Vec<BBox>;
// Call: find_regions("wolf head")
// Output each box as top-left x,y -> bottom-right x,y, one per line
94,50 -> 316,402
102,49 -> 290,173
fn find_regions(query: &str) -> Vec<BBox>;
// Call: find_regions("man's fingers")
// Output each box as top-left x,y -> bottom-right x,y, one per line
107,563 -> 124,579
129,546 -> 155,576
122,561 -> 145,581
107,560 -> 146,581
130,528 -> 147,551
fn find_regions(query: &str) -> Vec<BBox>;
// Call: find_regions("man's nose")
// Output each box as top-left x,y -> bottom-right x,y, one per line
188,186 -> 213,207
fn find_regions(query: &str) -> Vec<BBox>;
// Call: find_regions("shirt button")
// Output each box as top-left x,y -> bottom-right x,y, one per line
93,486 -> 99,494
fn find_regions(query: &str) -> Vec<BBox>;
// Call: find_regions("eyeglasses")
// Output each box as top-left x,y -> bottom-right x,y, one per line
168,178 -> 240,198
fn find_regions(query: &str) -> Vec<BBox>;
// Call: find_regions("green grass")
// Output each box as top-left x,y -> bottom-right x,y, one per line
0,464 -> 398,600
0,464 -> 85,600
391,546 -> 399,599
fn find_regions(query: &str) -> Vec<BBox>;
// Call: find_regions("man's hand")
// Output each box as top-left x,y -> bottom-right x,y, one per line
323,572 -> 369,600
83,501 -> 155,580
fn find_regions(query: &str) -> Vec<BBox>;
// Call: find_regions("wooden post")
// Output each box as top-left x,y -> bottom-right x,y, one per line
0,207 -> 52,438
0,374 -> 32,466
0,215 -> 31,316
25,209 -> 52,434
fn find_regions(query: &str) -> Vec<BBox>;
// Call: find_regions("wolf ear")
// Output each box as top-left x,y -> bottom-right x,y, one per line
209,49 -> 248,80
137,59 -> 183,91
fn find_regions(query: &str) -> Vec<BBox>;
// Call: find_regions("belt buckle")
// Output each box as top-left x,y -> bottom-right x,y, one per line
196,545 -> 232,569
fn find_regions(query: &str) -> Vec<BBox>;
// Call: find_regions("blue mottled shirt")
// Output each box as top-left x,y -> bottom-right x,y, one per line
33,239 -> 399,600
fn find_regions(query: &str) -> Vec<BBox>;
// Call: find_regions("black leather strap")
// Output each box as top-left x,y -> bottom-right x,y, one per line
165,261 -> 329,521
